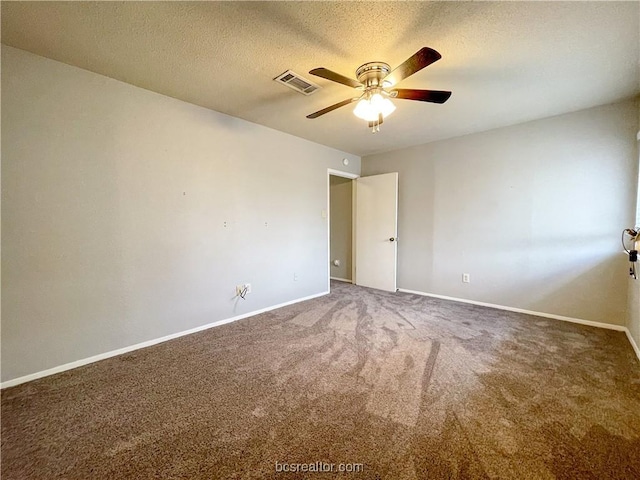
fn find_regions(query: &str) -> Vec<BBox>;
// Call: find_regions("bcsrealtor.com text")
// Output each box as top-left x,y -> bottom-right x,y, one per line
275,461 -> 364,473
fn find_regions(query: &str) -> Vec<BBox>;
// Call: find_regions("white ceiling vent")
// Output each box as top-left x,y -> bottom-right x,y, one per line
274,70 -> 321,95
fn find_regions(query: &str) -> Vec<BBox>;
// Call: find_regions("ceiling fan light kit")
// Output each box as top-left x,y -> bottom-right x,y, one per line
353,91 -> 396,122
306,47 -> 451,133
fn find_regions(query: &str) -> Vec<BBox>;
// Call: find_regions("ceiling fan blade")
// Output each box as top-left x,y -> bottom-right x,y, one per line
309,68 -> 363,89
392,89 -> 452,104
307,98 -> 357,119
383,47 -> 442,87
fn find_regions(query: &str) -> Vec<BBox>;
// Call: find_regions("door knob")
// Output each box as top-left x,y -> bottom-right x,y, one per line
389,237 -> 396,242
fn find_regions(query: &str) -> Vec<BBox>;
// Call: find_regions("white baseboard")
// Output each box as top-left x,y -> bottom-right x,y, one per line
1,291 -> 330,389
330,277 -> 353,283
5,287 -> 637,390
625,329 -> 640,362
398,288 -> 640,362
397,288 -> 627,332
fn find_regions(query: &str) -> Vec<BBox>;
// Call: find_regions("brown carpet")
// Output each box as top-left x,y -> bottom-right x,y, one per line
2,281 -> 640,479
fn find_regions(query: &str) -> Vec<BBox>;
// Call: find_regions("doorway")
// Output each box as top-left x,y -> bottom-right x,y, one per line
327,168 -> 398,293
329,174 -> 355,285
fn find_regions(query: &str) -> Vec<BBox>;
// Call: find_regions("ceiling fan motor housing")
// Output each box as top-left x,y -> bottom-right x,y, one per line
355,62 -> 391,88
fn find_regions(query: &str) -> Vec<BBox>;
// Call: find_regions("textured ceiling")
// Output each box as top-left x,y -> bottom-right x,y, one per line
2,1 -> 639,156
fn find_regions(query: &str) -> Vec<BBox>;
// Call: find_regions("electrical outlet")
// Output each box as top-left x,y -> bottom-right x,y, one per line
236,285 -> 244,296
244,283 -> 251,294
462,273 -> 470,283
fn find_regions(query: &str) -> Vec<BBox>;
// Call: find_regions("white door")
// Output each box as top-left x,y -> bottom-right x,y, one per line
355,172 -> 398,292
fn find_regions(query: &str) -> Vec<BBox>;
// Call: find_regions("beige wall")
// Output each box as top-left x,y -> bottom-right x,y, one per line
329,176 -> 352,281
363,100 -> 639,327
1,46 -> 361,382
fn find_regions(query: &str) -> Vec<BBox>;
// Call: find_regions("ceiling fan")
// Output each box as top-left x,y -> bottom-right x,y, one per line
306,47 -> 451,132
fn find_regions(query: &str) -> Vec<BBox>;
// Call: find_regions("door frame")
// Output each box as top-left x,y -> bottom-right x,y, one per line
327,168 -> 359,292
